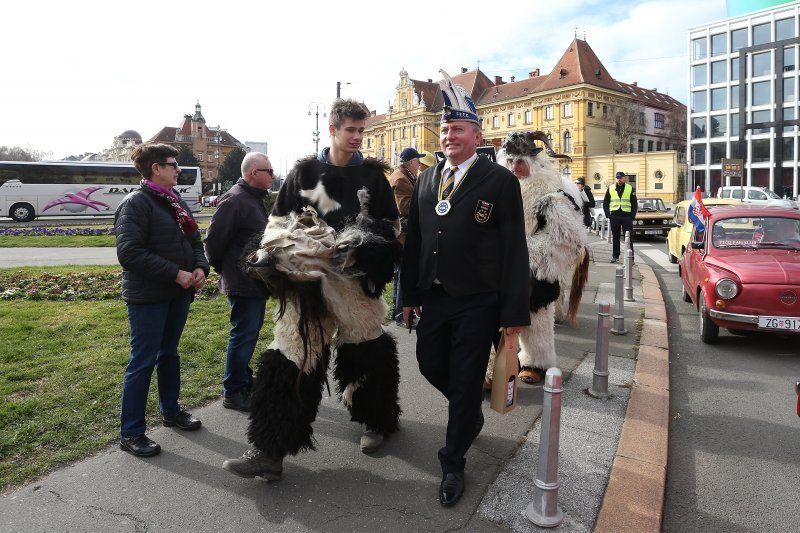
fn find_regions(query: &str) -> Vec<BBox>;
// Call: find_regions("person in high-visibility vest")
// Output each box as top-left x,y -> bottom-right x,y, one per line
603,171 -> 638,263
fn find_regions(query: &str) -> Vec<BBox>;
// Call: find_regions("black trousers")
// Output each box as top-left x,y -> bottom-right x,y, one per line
610,213 -> 634,260
416,284 -> 499,474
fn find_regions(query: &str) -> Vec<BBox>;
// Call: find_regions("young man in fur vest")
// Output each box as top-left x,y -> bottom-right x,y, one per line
485,131 -> 589,387
222,99 -> 402,481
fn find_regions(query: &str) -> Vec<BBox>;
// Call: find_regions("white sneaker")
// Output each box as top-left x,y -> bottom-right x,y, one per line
360,428 -> 384,454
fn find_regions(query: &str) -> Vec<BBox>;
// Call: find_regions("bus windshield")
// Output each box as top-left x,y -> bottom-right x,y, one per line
0,161 -> 203,222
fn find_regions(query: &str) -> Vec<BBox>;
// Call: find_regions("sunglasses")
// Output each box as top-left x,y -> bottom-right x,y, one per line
159,161 -> 179,169
256,168 -> 275,176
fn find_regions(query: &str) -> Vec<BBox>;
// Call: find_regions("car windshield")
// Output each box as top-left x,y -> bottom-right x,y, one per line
638,198 -> 666,212
711,216 -> 800,249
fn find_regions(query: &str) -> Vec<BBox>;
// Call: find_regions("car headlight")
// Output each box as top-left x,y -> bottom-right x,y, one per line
715,278 -> 739,299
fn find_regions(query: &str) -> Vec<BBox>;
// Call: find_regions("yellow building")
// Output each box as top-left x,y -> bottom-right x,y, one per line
363,38 -> 688,202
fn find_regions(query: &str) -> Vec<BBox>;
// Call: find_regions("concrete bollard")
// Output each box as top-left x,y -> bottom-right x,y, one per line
611,267 -> 627,335
588,302 -> 611,399
625,248 -> 634,301
523,367 -> 564,528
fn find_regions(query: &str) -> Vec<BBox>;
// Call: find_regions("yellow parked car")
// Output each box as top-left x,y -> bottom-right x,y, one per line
666,198 -> 741,264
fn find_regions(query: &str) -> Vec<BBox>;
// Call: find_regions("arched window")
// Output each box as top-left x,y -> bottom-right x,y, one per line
564,131 -> 572,153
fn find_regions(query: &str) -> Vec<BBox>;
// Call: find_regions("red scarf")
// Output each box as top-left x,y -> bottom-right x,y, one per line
140,179 -> 198,236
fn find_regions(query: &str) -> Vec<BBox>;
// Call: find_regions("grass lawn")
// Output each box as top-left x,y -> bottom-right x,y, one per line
0,294 -> 276,493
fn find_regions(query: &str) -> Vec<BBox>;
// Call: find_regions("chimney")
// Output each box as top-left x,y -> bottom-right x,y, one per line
427,78 -> 432,83
461,67 -> 468,73
529,68 -> 540,78
510,76 -> 515,82
632,81 -> 637,86
494,75 -> 504,85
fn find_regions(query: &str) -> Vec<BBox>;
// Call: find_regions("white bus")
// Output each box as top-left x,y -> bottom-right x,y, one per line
0,161 -> 203,222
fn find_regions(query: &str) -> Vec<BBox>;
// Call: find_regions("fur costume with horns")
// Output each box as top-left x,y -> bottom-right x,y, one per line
486,131 -> 589,383
243,156 -> 402,461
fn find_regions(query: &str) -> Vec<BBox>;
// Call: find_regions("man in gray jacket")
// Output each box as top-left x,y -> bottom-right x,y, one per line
205,152 -> 272,411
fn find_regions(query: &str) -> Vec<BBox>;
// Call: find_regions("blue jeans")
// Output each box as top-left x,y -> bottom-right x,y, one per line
224,295 -> 266,396
120,291 -> 192,438
392,266 -> 403,322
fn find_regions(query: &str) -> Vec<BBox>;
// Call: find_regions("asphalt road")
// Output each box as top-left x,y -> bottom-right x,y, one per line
636,238 -> 800,533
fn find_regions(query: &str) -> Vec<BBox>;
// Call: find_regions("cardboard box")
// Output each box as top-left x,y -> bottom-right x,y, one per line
490,333 -> 518,414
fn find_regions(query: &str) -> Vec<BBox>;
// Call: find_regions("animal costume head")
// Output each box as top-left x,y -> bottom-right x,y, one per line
499,131 -> 573,197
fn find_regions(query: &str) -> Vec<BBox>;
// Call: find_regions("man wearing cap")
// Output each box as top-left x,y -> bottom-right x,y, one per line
401,70 -> 530,507
603,171 -> 638,263
389,147 -> 427,325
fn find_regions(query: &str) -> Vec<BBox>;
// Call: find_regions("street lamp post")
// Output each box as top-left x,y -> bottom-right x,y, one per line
309,103 -> 326,155
336,81 -> 350,99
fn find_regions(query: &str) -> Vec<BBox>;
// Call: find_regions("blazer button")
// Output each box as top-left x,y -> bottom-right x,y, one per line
433,251 -> 437,254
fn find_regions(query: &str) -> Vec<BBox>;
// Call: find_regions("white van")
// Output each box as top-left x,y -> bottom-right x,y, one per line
716,186 -> 797,209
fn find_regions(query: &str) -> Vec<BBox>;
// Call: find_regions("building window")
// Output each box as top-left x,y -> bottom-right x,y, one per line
710,142 -> 726,164
693,143 -> 707,164
402,127 -> 407,139
692,117 -> 707,138
656,141 -> 662,151
545,105 -> 554,120
752,81 -> 771,106
711,115 -> 727,137
602,104 -> 608,118
508,112 -> 515,126
752,138 -> 771,162
492,115 -> 500,129
777,17 -> 796,40
524,109 -> 532,124
692,90 -> 707,112
692,37 -> 707,60
752,109 -> 771,134
546,132 -> 553,146
588,102 -> 594,116
753,22 -> 771,46
638,139 -> 645,152
711,33 -> 727,56
711,60 -> 727,84
196,152 -> 203,162
647,140 -> 654,151
731,112 -> 739,133
654,113 -> 664,129
783,137 -> 795,160
639,112 -> 645,126
412,125 -> 417,137
731,28 -> 748,52
784,107 -> 795,132
563,102 -> 573,117
752,51 -> 771,77
711,87 -> 727,110
563,131 -> 572,152
784,78 -> 796,102
392,130 -> 396,140
731,85 -> 740,107
692,64 -> 707,86
785,47 -> 796,71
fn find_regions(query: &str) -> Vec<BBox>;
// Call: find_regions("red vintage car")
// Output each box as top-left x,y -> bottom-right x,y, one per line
679,205 -> 800,343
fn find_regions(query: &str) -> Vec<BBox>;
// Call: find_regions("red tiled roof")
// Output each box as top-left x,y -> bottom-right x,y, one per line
535,38 -> 621,93
148,127 -> 178,143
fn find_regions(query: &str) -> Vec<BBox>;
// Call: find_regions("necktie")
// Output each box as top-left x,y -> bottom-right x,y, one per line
442,167 -> 457,200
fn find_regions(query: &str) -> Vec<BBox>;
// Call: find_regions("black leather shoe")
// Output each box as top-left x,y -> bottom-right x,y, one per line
120,434 -> 161,457
439,472 -> 465,507
162,410 -> 201,431
223,391 -> 252,412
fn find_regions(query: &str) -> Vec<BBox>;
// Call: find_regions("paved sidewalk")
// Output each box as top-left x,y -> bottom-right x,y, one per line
0,235 -> 670,532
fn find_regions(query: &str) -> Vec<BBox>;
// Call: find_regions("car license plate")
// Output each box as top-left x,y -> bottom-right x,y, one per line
645,230 -> 662,235
758,316 -> 800,331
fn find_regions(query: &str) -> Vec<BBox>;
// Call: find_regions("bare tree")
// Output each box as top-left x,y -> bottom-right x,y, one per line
663,109 -> 687,153
607,100 -> 646,154
0,145 -> 52,161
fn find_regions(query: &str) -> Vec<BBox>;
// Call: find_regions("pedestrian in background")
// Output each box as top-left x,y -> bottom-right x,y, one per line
115,143 -> 209,457
603,171 -> 638,263
204,152 -> 272,412
389,146 -> 427,326
401,71 -> 530,508
575,176 -> 595,229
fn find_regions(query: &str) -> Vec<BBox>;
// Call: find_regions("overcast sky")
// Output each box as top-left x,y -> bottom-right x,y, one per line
1,0 -> 728,173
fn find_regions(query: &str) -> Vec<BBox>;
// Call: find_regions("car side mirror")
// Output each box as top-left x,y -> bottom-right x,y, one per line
690,240 -> 705,250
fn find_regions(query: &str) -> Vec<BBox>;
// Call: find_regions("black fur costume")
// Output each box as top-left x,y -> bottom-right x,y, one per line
243,156 -> 402,460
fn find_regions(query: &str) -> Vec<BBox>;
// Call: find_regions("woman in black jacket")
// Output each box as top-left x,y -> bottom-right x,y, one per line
575,176 -> 596,229
115,143 -> 209,458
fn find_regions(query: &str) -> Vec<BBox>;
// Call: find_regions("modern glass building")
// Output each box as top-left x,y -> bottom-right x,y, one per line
688,0 -> 800,198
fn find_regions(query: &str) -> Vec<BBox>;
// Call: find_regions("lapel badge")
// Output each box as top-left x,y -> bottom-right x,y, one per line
474,200 -> 493,223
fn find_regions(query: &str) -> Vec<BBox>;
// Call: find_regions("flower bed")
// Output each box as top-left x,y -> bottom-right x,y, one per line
0,227 -> 208,237
0,269 -> 221,301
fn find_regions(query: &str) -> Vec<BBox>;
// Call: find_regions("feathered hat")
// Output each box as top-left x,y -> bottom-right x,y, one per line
439,70 -> 479,124
501,131 -> 571,161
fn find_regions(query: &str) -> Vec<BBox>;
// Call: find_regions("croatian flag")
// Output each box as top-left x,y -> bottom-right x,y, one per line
688,186 -> 711,233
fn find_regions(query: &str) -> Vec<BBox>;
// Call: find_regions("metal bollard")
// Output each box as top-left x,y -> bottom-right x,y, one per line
625,248 -> 634,301
523,367 -> 564,528
588,302 -> 611,399
611,267 -> 627,335
607,220 -> 612,244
